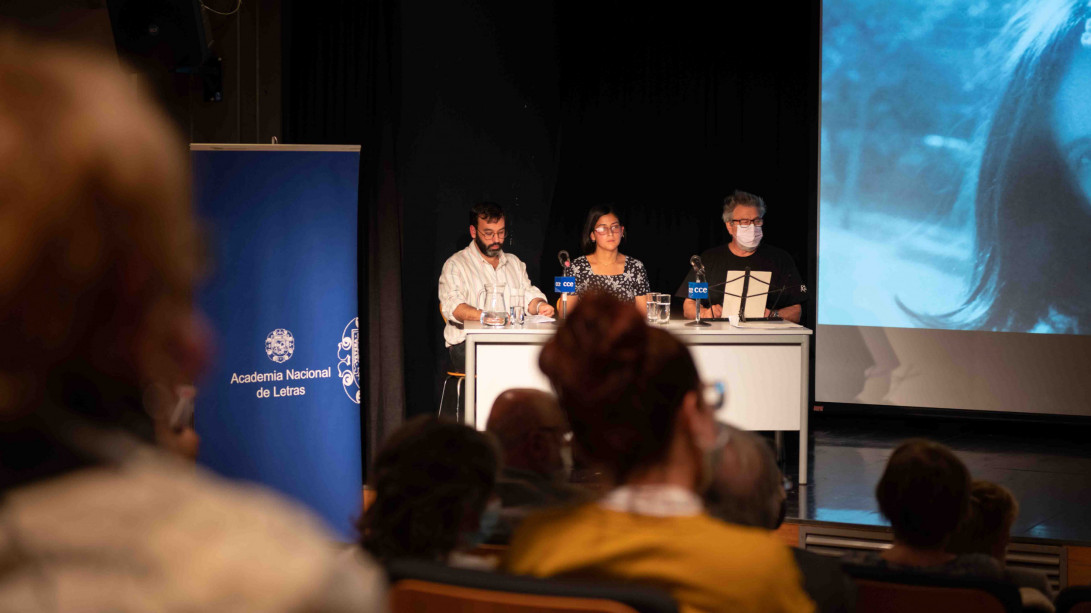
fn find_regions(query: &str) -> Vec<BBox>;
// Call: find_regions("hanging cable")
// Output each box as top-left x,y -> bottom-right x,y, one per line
200,0 -> 242,17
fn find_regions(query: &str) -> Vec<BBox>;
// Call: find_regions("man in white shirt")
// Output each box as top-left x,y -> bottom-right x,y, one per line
439,202 -> 555,370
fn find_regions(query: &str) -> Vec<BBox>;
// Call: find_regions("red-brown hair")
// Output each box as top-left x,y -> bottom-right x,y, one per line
539,293 -> 699,483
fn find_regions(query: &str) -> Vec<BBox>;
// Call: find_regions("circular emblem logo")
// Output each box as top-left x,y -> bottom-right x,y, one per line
265,328 -> 295,363
337,318 -> 360,404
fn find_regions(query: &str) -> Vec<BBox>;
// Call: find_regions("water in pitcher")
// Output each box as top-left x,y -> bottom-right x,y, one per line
478,282 -> 509,327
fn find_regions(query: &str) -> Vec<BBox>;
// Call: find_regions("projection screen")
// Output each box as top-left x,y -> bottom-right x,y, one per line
818,0 -> 1091,416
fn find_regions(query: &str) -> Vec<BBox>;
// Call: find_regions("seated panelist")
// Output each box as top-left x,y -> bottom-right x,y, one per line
561,205 -> 651,316
676,191 -> 806,323
439,202 -> 555,371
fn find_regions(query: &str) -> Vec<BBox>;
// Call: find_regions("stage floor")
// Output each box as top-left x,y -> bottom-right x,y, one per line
781,412 -> 1091,545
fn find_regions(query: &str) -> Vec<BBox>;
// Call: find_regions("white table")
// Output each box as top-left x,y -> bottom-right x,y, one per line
463,320 -> 813,484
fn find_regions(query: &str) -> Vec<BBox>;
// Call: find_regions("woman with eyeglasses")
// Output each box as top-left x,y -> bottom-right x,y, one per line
561,204 -> 651,316
503,293 -> 814,613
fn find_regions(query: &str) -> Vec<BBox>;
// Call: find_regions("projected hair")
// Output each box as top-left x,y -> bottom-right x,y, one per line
913,0 -> 1091,332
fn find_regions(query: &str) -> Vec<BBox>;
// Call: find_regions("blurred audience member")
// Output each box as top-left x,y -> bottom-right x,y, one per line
846,439 -> 1004,580
359,416 -> 501,568
485,389 -> 587,538
0,34 -> 384,612
706,425 -> 855,613
705,425 -> 786,529
949,480 -> 1054,606
504,293 -> 814,613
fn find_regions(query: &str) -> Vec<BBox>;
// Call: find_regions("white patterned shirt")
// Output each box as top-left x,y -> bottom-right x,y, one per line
439,242 -> 548,347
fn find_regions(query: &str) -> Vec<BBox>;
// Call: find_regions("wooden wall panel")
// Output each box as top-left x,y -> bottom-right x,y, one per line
1068,546 -> 1091,587
777,521 -> 802,548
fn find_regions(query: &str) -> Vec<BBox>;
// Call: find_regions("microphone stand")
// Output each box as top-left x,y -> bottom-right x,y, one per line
561,260 -> 571,319
686,268 -> 711,327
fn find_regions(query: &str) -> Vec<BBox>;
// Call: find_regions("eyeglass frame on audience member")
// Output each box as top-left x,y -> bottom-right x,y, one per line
703,381 -> 726,411
537,425 -> 573,445
593,223 -> 624,235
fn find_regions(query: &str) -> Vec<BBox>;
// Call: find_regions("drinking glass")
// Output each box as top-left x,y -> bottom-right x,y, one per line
510,288 -> 526,327
645,293 -> 658,325
656,293 -> 671,324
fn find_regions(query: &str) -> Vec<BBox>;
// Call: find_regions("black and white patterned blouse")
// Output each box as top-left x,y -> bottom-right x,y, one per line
571,255 -> 651,303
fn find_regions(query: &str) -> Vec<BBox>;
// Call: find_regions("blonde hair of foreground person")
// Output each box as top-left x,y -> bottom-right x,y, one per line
0,35 -> 387,613
0,33 -> 205,418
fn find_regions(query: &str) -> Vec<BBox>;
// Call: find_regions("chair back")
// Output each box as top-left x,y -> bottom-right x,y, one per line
386,558 -> 677,613
392,579 -> 640,613
1057,585 -> 1091,613
844,563 -> 1021,613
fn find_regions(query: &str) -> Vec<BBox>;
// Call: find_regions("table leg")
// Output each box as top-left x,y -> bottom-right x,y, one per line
465,337 -> 476,429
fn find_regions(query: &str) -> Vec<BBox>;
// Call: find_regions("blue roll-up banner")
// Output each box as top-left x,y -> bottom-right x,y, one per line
191,145 -> 362,539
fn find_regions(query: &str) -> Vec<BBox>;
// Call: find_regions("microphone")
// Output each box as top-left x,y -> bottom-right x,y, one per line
558,250 -> 571,270
690,255 -> 705,273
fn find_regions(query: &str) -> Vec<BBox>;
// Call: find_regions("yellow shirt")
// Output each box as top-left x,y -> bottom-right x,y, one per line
503,502 -> 814,613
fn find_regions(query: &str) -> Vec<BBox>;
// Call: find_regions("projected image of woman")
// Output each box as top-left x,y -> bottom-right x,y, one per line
945,1 -> 1091,333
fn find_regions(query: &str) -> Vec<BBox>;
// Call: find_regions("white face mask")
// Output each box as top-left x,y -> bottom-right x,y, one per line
734,224 -> 762,251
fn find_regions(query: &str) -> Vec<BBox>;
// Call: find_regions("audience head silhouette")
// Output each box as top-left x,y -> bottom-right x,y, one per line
877,439 -> 971,549
360,416 -> 500,563
706,425 -> 786,530
948,480 -> 1019,561
539,292 -> 716,490
0,34 -> 206,428
486,389 -> 570,480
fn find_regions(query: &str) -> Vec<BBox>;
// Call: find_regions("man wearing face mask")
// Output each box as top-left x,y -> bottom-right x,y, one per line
485,389 -> 588,542
677,190 -> 806,323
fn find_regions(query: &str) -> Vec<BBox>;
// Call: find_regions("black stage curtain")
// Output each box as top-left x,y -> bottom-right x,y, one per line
283,1 -> 820,473
283,0 -> 406,477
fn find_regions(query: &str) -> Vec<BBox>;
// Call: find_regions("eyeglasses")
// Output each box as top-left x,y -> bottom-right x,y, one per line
479,229 -> 507,240
729,218 -> 763,227
702,381 -> 726,411
539,426 -> 573,444
593,223 -> 623,235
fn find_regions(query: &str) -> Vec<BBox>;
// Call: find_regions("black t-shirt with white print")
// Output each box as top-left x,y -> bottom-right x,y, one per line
674,243 -> 806,311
